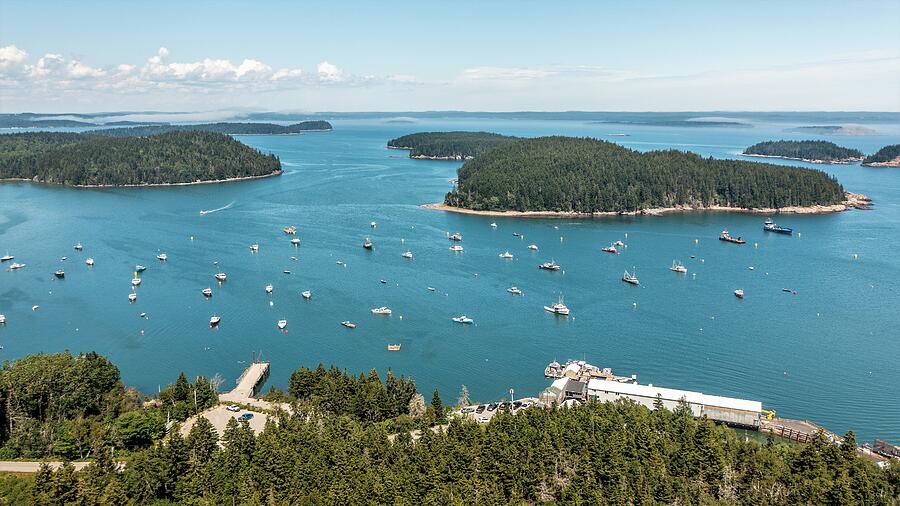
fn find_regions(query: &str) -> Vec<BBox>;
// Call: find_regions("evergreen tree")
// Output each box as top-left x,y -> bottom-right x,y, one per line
431,389 -> 445,424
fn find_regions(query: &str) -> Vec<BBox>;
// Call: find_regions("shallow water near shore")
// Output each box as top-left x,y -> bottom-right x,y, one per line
1,117 -> 899,442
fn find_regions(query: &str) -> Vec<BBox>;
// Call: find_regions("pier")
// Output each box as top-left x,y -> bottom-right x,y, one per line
219,360 -> 270,404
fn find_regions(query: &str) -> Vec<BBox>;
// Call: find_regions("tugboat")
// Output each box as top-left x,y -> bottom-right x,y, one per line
719,230 -> 746,244
54,269 -> 65,278
622,267 -> 639,285
763,218 -> 793,235
539,260 -> 561,271
363,237 -> 373,250
670,260 -> 687,274
544,294 -> 570,315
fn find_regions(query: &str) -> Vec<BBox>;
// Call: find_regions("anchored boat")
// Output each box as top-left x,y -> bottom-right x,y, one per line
763,218 -> 793,235
719,230 -> 746,244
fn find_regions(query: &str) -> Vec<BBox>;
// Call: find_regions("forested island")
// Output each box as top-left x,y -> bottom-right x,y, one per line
786,125 -> 878,136
387,131 -> 518,159
743,140 -> 864,164
94,120 -> 332,137
592,119 -> 752,128
863,144 -> 900,167
1,352 -> 896,504
0,131 -> 281,186
439,136 -> 855,216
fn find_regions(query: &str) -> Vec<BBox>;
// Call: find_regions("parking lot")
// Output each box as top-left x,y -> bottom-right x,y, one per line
452,397 -> 541,424
180,404 -> 269,438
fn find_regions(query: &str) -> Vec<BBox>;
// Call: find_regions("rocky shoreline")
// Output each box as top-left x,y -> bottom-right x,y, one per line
387,145 -> 473,161
423,192 -> 871,218
862,156 -> 900,168
740,153 -> 863,165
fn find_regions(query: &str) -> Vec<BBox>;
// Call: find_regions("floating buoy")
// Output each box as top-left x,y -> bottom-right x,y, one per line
853,253 -> 859,260
401,238 -> 405,244
754,242 -> 758,248
692,273 -> 696,279
190,236 -> 194,241
140,330 -> 144,335
399,315 -> 403,320
560,236 -> 564,242
694,238 -> 699,244
624,233 -> 628,239
632,302 -> 637,309
701,258 -> 705,263
269,301 -> 274,307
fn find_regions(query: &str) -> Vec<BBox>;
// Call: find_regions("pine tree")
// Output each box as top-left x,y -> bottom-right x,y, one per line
431,389 -> 445,424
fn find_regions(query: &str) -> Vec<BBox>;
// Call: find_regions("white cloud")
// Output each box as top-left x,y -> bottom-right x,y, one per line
316,61 -> 344,82
0,45 -> 29,70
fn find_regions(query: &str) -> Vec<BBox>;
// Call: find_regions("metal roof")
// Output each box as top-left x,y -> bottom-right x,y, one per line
587,378 -> 762,413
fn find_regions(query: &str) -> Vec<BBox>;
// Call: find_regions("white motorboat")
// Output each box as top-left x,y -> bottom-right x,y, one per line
341,321 -> 356,329
452,315 -> 474,324
371,306 -> 392,315
55,270 -> 65,278
210,316 -> 221,327
157,253 -> 167,261
402,250 -> 413,259
544,294 -> 570,315
265,284 -> 273,294
202,287 -> 213,297
250,243 -> 259,252
215,272 -> 227,282
449,245 -> 464,252
622,268 -> 639,285
614,240 -> 624,247
74,242 -> 83,251
277,319 -> 287,330
602,245 -> 618,254
128,292 -> 137,302
670,260 -> 687,274
0,253 -> 13,262
539,260 -> 561,271
448,232 -> 463,242
507,286 -> 523,295
371,221 -> 377,228
131,277 -> 141,286
363,237 -> 373,250
734,289 -> 745,299
301,290 -> 311,299
135,265 -> 146,272
85,258 -> 94,266
528,244 -> 538,251
490,222 -> 497,228
291,238 -> 301,245
499,251 -> 513,259
0,314 -> 5,324
9,262 -> 25,270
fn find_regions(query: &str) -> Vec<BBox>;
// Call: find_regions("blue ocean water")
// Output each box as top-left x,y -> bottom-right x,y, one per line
1,117 -> 899,441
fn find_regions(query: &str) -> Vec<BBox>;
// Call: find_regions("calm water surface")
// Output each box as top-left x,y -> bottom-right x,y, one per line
1,118 -> 899,441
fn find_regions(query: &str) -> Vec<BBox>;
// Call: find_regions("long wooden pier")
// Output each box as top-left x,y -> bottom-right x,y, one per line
220,361 -> 269,403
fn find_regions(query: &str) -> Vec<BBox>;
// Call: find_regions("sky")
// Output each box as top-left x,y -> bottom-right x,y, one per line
1,0 -> 899,113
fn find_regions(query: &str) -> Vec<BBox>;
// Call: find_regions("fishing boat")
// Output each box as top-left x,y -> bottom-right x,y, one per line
74,242 -> 83,251
539,260 -> 561,271
371,306 -> 392,315
402,250 -> 413,259
499,251 -> 514,259
128,292 -> 137,302
341,321 -> 356,329
363,237 -> 373,250
135,265 -> 146,272
622,268 -> 639,285
8,262 -> 25,270
0,253 -> 13,262
215,272 -> 227,282
202,287 -> 213,297
718,230 -> 746,244
157,253 -> 167,261
54,270 -> 65,278
670,260 -> 687,273
507,286 -> 523,295
265,284 -> 273,294
449,245 -> 464,252
250,243 -> 259,252
387,344 -> 401,351
490,222 -> 497,228
452,315 -> 474,324
763,218 -> 793,235
448,232 -> 462,242
301,290 -> 311,299
85,258 -> 94,266
283,225 -> 297,235
210,316 -> 221,327
601,245 -> 618,254
544,294 -> 570,315
528,244 -> 538,251
734,289 -> 745,299
277,319 -> 287,330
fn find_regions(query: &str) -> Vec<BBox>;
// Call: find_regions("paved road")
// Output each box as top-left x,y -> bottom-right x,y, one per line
0,461 -> 93,473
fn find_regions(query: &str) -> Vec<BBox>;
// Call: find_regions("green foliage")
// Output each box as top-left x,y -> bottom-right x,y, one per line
864,144 -> 900,164
94,120 -> 333,137
157,373 -> 219,422
387,131 -> 518,158
0,130 -> 281,186
446,136 -> 845,212
744,140 -> 863,161
115,410 -> 165,449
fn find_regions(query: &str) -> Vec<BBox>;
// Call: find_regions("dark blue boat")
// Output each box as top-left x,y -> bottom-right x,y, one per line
763,218 -> 793,235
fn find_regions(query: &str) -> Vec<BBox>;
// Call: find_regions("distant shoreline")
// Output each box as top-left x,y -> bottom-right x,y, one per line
422,192 -> 870,218
387,145 -> 472,161
740,153 -> 863,165
0,169 -> 283,188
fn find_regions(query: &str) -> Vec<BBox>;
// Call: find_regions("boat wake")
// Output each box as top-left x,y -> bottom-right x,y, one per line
199,201 -> 235,215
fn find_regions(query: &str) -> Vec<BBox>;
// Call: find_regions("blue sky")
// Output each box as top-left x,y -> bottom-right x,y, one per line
2,0 -> 899,112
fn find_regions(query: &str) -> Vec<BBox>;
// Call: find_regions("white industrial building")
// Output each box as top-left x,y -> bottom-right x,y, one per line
587,379 -> 764,428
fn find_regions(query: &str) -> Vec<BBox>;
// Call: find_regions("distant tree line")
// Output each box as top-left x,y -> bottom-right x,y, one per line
0,131 -> 281,186
743,140 -> 864,161
863,144 -> 900,165
445,136 -> 845,212
388,131 -> 519,158
93,121 -> 333,137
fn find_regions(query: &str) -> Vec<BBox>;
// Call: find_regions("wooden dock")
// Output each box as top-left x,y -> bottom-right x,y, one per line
220,361 -> 270,404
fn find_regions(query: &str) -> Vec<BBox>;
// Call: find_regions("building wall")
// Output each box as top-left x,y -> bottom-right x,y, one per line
587,388 -> 759,428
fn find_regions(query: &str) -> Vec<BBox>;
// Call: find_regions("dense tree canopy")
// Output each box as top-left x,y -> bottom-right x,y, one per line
743,140 -> 864,161
445,136 -> 845,212
388,131 -> 519,158
863,144 -> 900,165
0,131 -> 281,186
94,120 -> 333,137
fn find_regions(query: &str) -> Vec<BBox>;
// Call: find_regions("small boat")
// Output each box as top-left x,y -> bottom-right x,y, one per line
60,256 -> 67,261
371,221 -> 377,228
544,294 -> 570,315
622,268 -> 639,285
131,277 -> 141,286
283,270 -> 291,274
601,245 -> 618,254
9,262 -> 26,270
539,260 -> 561,271
202,287 -> 213,297
363,237 -> 373,250
301,290 -> 311,299
74,243 -> 83,251
210,316 -> 221,327
427,287 -> 436,292
670,260 -> 687,274
135,265 -> 146,272
31,305 -> 39,311
449,245 -> 464,252
283,225 -> 297,235
748,266 -> 755,271
215,272 -> 227,282
0,253 -> 13,262
614,240 -> 624,247
250,244 -> 259,252
291,256 -> 298,261
499,251 -> 513,259
140,312 -> 147,318
85,258 -> 94,266
734,289 -> 745,299
718,230 -> 746,244
452,315 -> 474,324
290,238 -> 301,246
277,319 -> 287,330
763,218 -> 793,235
512,232 -> 521,237
128,292 -> 137,302
781,288 -> 798,294
448,232 -> 463,242
157,253 -> 167,261
336,261 -> 345,266
371,306 -> 392,315
0,314 -> 5,324
387,344 -> 401,351
490,222 -> 497,228
265,284 -> 273,294
341,321 -> 356,329
402,250 -> 413,259
54,270 -> 65,278
380,279 -> 387,284
507,286 -> 523,295
528,244 -> 538,251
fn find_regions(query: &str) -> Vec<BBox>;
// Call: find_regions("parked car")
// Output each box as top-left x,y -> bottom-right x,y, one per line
461,406 -> 476,414
226,405 -> 240,412
477,416 -> 490,424
239,413 -> 254,421
486,403 -> 498,412
475,405 -> 486,413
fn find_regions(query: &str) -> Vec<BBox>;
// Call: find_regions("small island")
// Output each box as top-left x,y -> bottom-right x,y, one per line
95,120 -> 332,137
432,136 -> 863,216
742,140 -> 864,164
387,131 -> 518,160
0,131 -> 281,187
592,119 -> 752,128
786,125 -> 877,136
862,144 -> 900,167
